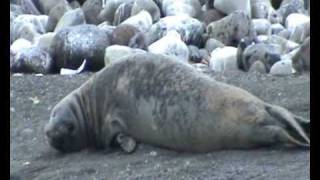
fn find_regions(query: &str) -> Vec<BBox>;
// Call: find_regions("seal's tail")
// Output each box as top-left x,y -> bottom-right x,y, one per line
265,104 -> 310,148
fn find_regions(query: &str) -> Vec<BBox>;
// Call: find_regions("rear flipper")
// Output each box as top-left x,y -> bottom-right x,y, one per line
116,133 -> 137,153
265,104 -> 310,148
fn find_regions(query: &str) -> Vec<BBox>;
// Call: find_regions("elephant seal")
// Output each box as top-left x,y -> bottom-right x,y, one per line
45,53 -> 310,153
111,24 -> 147,50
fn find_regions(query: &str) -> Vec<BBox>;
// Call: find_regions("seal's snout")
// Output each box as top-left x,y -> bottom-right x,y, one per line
44,121 -> 79,153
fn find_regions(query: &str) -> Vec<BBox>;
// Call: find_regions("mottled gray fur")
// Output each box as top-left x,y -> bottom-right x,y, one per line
45,53 -> 310,153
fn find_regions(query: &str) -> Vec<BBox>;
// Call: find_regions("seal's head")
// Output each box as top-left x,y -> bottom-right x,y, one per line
45,98 -> 86,153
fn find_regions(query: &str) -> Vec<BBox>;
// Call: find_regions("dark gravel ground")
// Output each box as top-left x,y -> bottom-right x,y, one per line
10,71 -> 310,180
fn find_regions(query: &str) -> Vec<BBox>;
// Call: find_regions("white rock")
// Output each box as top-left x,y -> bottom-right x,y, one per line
33,32 -> 55,52
209,46 -> 238,72
148,31 -> 189,62
10,38 -> 33,54
285,13 -> 310,31
104,45 -> 146,65
121,10 -> 152,33
148,15 -> 205,46
161,0 -> 201,18
214,0 -> 251,17
205,38 -> 224,53
270,59 -> 293,75
252,18 -> 271,35
14,14 -> 48,34
54,8 -> 86,32
271,23 -> 285,35
256,35 -> 269,43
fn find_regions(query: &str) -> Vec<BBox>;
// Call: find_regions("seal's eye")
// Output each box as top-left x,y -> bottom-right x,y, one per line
65,122 -> 74,134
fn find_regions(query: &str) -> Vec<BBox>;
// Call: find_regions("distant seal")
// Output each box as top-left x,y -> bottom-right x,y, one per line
45,53 -> 310,153
111,24 -> 147,50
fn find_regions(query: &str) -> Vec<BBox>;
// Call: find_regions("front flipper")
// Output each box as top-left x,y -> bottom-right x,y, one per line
116,133 -> 137,153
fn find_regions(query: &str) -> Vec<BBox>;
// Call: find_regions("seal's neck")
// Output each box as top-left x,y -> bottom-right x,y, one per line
76,74 -> 105,149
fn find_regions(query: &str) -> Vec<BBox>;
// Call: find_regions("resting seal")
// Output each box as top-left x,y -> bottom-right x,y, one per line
45,53 -> 310,153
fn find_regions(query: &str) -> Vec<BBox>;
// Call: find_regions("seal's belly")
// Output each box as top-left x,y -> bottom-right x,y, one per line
123,97 -> 254,152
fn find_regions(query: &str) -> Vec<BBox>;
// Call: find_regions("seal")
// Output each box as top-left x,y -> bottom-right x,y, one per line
111,24 -> 147,50
45,53 -> 310,153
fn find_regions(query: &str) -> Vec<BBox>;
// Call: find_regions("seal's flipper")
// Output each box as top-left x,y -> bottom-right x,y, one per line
265,104 -> 310,147
116,133 -> 137,153
293,115 -> 310,137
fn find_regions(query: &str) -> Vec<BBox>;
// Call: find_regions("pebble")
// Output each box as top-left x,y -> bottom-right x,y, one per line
11,47 -> 53,74
292,37 -> 310,73
104,45 -> 146,65
209,46 -> 238,72
252,18 -> 271,35
205,38 -> 224,53
121,10 -> 153,33
150,151 -> 157,156
10,38 -> 33,54
131,0 -> 161,22
207,11 -> 255,46
147,15 -> 205,47
21,128 -> 34,136
148,30 -> 189,63
285,13 -> 310,31
214,0 -> 251,17
270,59 -> 293,75
271,23 -> 285,35
54,8 -> 86,32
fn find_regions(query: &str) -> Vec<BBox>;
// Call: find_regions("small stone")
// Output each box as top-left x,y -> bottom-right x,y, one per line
201,9 -> 226,25
214,0 -> 251,17
113,2 -> 134,26
249,60 -> 267,73
271,23 -> 285,35
150,151 -> 157,156
10,38 -> 33,54
23,161 -> 30,166
21,128 -> 33,136
29,96 -> 40,104
148,31 -> 189,63
121,10 -> 152,33
188,45 -> 202,63
209,46 -> 238,72
46,1 -> 71,32
289,21 -> 309,43
82,0 -> 104,25
104,45 -> 146,65
285,13 -> 309,31
277,29 -> 291,39
256,35 -> 269,43
292,37 -> 310,73
239,43 -> 281,72
11,47 -> 53,74
251,0 -> 275,19
270,59 -> 293,75
252,18 -> 271,35
207,11 -> 255,46
33,32 -> 55,52
205,38 -> 224,53
147,15 -> 205,46
131,0 -> 161,22
54,8 -> 86,32
161,0 -> 202,18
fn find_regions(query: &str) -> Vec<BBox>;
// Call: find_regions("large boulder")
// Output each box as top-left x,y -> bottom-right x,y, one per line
50,25 -> 111,71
